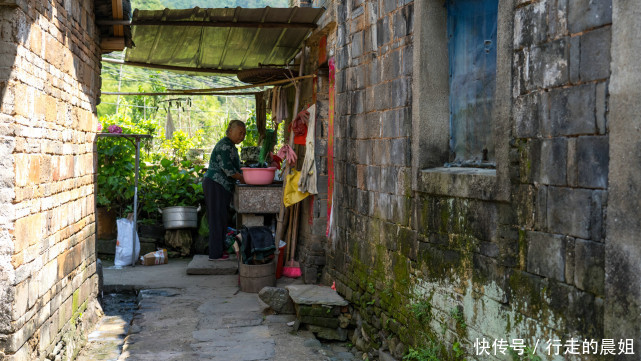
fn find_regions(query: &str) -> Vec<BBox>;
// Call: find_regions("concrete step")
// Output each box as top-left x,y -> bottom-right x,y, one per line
186,254 -> 238,275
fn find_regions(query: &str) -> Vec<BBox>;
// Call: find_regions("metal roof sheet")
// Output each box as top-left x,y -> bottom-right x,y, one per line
123,6 -> 325,75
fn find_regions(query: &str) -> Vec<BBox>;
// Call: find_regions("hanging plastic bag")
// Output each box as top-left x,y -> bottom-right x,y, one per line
114,218 -> 141,267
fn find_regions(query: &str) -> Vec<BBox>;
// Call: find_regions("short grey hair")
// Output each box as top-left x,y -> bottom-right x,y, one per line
226,119 -> 246,135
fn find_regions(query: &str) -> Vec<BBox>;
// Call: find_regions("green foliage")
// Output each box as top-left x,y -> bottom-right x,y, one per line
96,113 -> 158,217
411,298 -> 433,323
452,342 -> 465,359
509,347 -> 542,361
241,111 -> 260,148
97,110 -> 204,222
142,158 -> 204,210
403,344 -> 440,361
160,129 -> 203,161
450,307 -> 467,333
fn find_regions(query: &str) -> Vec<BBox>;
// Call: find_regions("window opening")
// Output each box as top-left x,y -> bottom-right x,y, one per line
446,0 -> 498,168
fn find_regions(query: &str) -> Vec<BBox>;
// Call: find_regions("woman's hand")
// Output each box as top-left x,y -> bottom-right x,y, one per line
232,173 -> 245,184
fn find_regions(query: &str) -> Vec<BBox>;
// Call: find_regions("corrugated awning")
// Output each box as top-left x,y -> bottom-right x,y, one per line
117,6 -> 325,75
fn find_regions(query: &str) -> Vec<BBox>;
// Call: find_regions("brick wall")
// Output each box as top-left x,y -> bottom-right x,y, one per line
306,0 -> 615,359
0,0 -> 102,360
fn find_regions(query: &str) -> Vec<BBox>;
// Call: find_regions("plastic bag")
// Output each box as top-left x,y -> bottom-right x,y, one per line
114,218 -> 140,267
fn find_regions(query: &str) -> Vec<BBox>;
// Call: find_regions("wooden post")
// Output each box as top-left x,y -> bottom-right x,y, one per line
275,48 -> 306,245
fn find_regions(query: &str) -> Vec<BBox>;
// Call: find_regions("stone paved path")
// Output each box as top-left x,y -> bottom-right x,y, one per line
81,259 -> 357,361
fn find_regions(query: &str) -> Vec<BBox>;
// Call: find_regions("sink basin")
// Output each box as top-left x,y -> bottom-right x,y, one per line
233,184 -> 282,214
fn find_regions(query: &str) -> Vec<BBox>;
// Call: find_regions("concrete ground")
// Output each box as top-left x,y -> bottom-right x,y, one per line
76,258 -> 357,361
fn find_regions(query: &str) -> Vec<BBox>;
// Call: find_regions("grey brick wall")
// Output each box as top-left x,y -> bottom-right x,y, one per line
303,0 -> 616,359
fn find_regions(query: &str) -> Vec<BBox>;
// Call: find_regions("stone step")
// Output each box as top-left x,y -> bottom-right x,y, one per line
186,254 -> 238,275
285,284 -> 349,307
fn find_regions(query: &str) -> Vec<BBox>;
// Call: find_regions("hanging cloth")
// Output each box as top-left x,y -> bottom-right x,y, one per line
292,108 -> 309,145
284,170 -> 310,207
272,86 -> 289,124
165,108 -> 175,139
271,86 -> 281,124
298,104 -> 317,194
255,92 -> 267,143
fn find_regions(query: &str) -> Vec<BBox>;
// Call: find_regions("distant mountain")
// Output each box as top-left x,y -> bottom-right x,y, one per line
133,0 -> 290,10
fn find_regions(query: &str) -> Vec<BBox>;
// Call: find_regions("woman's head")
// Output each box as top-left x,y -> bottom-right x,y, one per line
226,120 -> 246,144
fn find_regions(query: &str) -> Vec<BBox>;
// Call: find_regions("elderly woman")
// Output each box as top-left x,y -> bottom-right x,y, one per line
203,120 -> 246,260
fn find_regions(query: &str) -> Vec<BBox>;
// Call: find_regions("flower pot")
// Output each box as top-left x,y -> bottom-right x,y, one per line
160,206 -> 199,229
241,167 -> 277,185
96,207 -> 117,239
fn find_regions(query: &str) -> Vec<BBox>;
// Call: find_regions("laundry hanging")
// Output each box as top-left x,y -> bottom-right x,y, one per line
165,108 -> 176,139
298,104 -> 317,194
271,86 -> 289,124
284,170 -> 310,207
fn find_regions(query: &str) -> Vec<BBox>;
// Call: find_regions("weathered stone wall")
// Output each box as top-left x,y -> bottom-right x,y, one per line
0,0 -> 102,360
308,0 -> 615,360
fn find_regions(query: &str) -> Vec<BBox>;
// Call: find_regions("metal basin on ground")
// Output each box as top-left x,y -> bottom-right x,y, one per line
160,206 -> 198,229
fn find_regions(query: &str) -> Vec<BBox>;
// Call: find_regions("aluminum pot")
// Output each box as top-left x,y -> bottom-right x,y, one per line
159,206 -> 200,229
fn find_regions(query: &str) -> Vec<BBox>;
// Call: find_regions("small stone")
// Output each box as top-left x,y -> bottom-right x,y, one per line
339,314 -> 351,328
379,349 -> 396,361
307,325 -> 348,341
304,338 -> 322,349
258,287 -> 295,314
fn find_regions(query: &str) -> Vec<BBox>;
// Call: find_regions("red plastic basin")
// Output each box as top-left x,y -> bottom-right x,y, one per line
241,167 -> 277,185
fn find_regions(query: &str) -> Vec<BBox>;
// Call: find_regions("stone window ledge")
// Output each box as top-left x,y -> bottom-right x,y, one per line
417,167 -> 507,201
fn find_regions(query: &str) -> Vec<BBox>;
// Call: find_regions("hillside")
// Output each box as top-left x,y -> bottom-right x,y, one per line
133,0 -> 289,10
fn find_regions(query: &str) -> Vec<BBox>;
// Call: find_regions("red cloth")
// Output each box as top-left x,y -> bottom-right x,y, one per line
270,153 -> 283,170
291,109 -> 309,145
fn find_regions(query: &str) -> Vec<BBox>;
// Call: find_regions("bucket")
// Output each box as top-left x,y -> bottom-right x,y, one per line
239,260 -> 276,293
276,243 -> 286,279
160,206 -> 199,229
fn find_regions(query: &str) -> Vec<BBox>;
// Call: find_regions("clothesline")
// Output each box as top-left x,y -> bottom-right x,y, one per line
167,74 -> 317,94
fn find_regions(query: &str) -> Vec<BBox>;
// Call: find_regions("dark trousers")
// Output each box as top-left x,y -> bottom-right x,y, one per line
203,177 -> 232,259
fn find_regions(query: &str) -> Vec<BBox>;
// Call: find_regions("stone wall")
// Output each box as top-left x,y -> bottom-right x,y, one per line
307,0 -> 617,360
0,0 -> 102,360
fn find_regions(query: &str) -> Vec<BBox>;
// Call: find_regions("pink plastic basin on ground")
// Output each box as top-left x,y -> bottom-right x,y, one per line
241,167 -> 277,185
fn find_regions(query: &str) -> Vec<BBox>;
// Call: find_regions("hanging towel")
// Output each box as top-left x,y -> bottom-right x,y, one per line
165,109 -> 175,139
273,86 -> 289,124
298,104 -> 317,194
284,170 -> 310,207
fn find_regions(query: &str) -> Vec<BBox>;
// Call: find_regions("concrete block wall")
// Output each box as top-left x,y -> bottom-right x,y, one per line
305,0 -> 616,359
0,0 -> 102,360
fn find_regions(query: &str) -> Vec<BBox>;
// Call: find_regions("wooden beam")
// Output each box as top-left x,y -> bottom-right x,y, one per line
111,0 -> 124,37
101,38 -> 125,52
95,19 -> 317,29
101,58 -> 240,74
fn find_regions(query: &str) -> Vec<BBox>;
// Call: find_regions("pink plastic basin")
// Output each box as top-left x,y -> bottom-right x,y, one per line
241,167 -> 277,185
